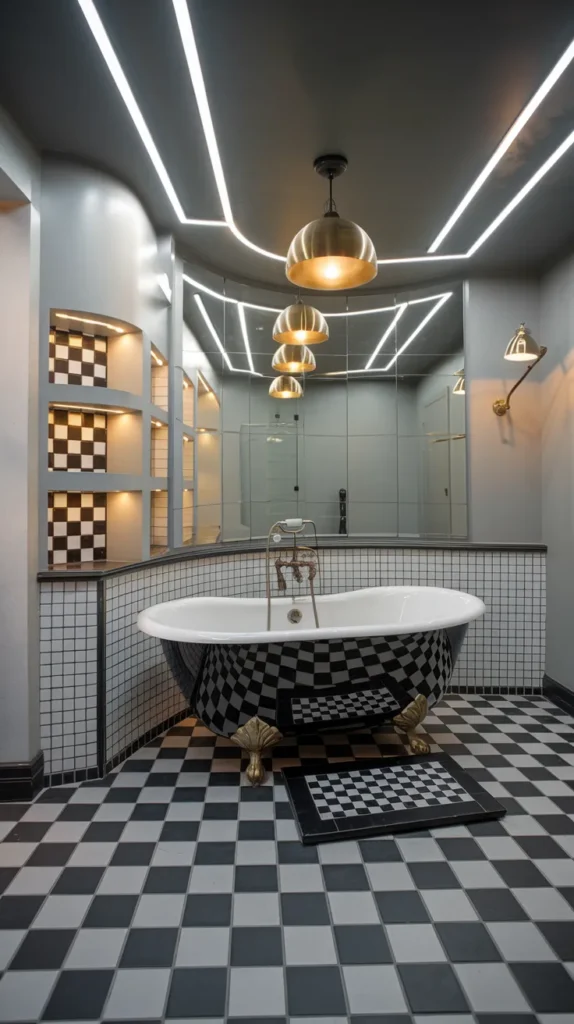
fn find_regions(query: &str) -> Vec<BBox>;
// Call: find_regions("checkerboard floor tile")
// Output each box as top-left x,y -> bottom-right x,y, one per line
1,694 -> 574,1021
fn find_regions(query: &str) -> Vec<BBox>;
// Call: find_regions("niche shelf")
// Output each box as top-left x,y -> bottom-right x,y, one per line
47,489 -> 144,567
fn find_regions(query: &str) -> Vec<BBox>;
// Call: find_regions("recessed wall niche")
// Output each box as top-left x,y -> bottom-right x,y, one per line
49,329 -> 107,386
151,346 -> 168,411
151,422 -> 168,477
48,409 -> 107,472
151,490 -> 168,553
48,492 -> 107,566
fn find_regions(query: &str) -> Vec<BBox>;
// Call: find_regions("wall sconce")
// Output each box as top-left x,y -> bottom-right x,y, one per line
492,323 -> 547,417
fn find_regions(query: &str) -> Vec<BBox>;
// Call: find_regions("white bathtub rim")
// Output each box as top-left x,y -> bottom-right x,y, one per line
137,585 -> 486,645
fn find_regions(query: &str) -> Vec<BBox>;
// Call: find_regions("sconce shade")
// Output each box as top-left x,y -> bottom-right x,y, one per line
269,375 -> 303,399
272,303 -> 328,345
505,323 -> 542,362
272,344 -> 316,374
453,374 -> 465,395
286,215 -> 377,290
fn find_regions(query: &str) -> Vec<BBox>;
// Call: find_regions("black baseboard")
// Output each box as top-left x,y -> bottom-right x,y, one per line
543,674 -> 574,715
0,751 -> 44,802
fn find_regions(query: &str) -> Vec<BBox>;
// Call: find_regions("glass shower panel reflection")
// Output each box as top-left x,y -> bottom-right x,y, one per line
239,420 -> 300,538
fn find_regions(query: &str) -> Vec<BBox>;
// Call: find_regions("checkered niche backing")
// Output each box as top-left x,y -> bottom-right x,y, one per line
49,328 -> 107,386
48,492 -> 107,566
48,409 -> 107,472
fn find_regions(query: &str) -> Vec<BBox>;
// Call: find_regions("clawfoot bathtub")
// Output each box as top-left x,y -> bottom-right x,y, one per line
138,586 -> 485,783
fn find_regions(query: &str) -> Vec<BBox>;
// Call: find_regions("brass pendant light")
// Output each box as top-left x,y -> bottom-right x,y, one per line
272,301 -> 328,345
272,344 -> 316,374
269,375 -> 303,399
286,155 -> 377,291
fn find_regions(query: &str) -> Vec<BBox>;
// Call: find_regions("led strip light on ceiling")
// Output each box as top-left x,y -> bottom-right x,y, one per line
381,292 -> 452,371
77,0 -> 574,267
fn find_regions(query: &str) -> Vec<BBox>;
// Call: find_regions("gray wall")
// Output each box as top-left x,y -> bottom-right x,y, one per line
0,111 -> 41,763
540,256 -> 574,692
464,279 -> 541,543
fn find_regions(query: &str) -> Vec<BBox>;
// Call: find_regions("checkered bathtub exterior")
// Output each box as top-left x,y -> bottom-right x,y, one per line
163,629 -> 454,738
37,545 -> 545,782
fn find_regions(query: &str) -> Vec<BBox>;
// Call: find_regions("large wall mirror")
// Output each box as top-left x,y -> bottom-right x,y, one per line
183,271 -> 466,543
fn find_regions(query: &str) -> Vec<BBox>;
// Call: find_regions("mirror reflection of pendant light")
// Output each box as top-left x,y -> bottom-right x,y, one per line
272,301 -> 328,345
286,155 -> 377,291
504,322 -> 543,361
453,370 -> 465,395
269,375 -> 303,399
272,344 -> 316,374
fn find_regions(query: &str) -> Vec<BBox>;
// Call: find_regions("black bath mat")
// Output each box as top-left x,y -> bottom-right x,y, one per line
282,753 -> 506,845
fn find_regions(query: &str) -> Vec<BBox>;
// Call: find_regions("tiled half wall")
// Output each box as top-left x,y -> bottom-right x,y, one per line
38,547 -> 545,783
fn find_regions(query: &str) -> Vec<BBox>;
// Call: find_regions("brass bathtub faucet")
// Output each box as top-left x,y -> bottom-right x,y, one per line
275,556 -> 318,591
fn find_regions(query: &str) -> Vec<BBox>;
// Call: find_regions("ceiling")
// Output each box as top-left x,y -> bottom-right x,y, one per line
1,0 -> 574,298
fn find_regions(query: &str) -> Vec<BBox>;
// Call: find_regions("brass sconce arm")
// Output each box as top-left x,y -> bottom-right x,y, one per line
492,346 -> 547,417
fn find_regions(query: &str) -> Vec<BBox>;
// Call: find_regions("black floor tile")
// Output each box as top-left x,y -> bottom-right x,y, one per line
166,967 -> 227,1017
515,835 -> 567,858
51,866 -> 104,894
435,921 -> 503,962
491,859 -> 549,887
203,802 -> 239,820
0,867 -> 17,894
238,820 -> 275,840
130,803 -> 168,820
359,839 -> 402,862
235,865 -> 278,892
334,924 -> 392,963
82,894 -> 138,928
110,841 -> 156,866
436,837 -> 486,860
399,962 -> 469,1013
322,863 -> 369,890
26,842 -> 75,866
57,803 -> 98,821
510,961 -> 574,1012
230,926 -> 284,965
159,820 -> 199,842
183,893 -> 232,927
10,929 -> 75,970
4,822 -> 51,842
0,894 -> 44,928
277,840 -> 318,863
195,841 -> 236,865
36,789 -> 75,803
475,1014 -> 537,1023
467,888 -> 528,921
375,890 -> 430,923
171,786 -> 206,802
42,968 -> 113,1020
143,866 -> 190,893
286,965 -> 347,1016
407,861 -> 460,889
536,814 -> 574,834
537,920 -> 574,960
281,892 -> 330,925
120,927 -> 178,968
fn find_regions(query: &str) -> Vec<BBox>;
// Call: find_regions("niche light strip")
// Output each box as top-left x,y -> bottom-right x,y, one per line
50,403 -> 126,414
237,304 -> 255,373
54,312 -> 123,334
429,37 -> 574,252
79,0 -> 574,267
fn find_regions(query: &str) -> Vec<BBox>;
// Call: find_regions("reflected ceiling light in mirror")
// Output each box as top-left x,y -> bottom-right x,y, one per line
382,292 -> 452,371
429,37 -> 574,252
286,156 -> 377,290
504,323 -> 542,361
237,304 -> 255,373
272,302 -> 329,344
54,312 -> 124,334
364,305 -> 407,370
272,345 -> 316,374
193,294 -> 233,370
269,375 -> 303,399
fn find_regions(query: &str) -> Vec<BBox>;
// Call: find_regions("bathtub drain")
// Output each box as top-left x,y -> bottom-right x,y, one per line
287,608 -> 302,624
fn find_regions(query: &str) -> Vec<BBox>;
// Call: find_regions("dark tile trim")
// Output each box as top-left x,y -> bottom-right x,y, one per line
0,750 -> 44,801
543,673 -> 574,715
37,538 -> 547,580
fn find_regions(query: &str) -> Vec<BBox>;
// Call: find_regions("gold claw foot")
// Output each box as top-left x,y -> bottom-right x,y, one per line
393,693 -> 430,756
230,716 -> 283,786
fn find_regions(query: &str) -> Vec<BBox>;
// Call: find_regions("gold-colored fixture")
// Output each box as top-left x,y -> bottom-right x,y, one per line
453,370 -> 465,395
286,155 -> 377,290
269,375 -> 303,399
493,323 -> 547,416
230,716 -> 283,786
393,693 -> 430,755
272,345 -> 316,374
272,301 -> 329,345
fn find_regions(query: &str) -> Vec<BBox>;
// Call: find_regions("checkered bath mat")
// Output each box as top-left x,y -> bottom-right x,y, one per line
283,753 -> 505,844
